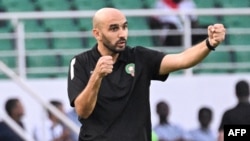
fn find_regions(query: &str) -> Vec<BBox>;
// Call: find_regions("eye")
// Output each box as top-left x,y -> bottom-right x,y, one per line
111,26 -> 118,31
123,24 -> 128,29
109,25 -> 119,32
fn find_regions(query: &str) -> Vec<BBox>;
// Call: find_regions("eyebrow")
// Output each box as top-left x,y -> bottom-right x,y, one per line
109,21 -> 128,28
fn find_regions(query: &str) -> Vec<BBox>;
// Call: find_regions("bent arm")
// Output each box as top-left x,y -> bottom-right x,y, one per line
74,72 -> 103,119
74,56 -> 113,119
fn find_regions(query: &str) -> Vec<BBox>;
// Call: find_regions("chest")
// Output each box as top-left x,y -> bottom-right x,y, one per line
98,62 -> 135,99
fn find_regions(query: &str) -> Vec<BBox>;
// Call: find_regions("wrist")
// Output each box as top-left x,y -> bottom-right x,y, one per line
206,38 -> 216,51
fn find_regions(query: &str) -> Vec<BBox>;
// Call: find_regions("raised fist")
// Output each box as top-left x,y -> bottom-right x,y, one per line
94,56 -> 114,77
207,24 -> 226,47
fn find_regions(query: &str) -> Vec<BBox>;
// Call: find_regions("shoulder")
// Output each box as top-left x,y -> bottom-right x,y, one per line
74,48 -> 93,59
0,121 -> 4,125
170,123 -> 184,130
70,48 -> 95,66
132,46 -> 164,56
133,46 -> 155,51
221,107 -> 236,118
0,121 -> 8,128
189,128 -> 200,134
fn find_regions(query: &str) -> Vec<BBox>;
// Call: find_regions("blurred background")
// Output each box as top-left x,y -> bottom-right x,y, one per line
0,0 -> 250,140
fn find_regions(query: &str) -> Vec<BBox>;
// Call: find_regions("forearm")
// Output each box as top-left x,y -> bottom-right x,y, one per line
217,131 -> 224,141
74,56 -> 114,118
74,72 -> 103,119
179,39 -> 211,69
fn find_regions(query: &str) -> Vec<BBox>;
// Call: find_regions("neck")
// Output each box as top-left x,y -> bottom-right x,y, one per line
159,118 -> 168,124
97,44 -> 119,62
11,115 -> 20,122
238,97 -> 249,103
200,126 -> 209,131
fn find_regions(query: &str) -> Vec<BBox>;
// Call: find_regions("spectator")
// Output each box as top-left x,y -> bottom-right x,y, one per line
33,100 -> 72,141
178,0 -> 198,28
148,0 -> 183,46
0,98 -> 25,141
148,0 -> 206,46
217,80 -> 250,141
67,108 -> 81,141
153,101 -> 190,141
189,107 -> 216,141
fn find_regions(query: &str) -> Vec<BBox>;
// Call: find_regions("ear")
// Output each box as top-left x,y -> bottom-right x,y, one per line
92,28 -> 101,41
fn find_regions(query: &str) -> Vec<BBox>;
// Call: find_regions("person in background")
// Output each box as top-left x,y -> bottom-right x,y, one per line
189,107 -> 216,141
67,108 -> 81,141
178,0 -> 198,28
217,80 -> 250,141
33,100 -> 72,141
0,98 -> 25,141
148,0 -> 206,46
148,0 -> 184,46
153,101 -> 190,141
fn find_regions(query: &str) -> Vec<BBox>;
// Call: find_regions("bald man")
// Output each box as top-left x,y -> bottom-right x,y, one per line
67,8 -> 226,141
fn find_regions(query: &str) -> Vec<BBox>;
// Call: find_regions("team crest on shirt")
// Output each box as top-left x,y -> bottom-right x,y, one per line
125,63 -> 135,77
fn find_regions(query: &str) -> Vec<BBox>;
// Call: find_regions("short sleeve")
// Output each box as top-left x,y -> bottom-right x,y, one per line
135,47 -> 168,81
67,57 -> 89,107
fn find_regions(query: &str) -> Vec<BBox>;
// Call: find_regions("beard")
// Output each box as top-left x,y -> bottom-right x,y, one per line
102,34 -> 127,54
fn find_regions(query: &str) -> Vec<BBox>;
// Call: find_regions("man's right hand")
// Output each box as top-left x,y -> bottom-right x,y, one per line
94,56 -> 114,77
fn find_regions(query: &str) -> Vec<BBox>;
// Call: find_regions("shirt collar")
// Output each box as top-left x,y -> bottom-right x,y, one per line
91,44 -> 129,63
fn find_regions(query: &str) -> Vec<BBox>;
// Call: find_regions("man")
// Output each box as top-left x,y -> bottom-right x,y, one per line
154,101 -> 190,141
67,108 -> 81,141
217,80 -> 250,141
33,100 -> 72,141
189,107 -> 216,141
67,7 -> 225,141
0,98 -> 25,141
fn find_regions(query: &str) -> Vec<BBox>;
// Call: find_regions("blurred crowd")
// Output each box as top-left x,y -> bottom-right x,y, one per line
0,99 -> 80,141
1,79 -> 249,141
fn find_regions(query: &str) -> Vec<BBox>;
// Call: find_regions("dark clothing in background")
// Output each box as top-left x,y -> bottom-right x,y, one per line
0,121 -> 24,141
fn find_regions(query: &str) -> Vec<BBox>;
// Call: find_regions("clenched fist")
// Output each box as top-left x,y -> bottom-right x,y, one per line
94,56 -> 114,77
207,24 -> 226,48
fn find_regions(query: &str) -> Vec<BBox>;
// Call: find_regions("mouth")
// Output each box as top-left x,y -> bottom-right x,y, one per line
117,40 -> 126,46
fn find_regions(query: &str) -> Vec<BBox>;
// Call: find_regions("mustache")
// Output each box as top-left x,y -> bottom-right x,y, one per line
116,38 -> 127,44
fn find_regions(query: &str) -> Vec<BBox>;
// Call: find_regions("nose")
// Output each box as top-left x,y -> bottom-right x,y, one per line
118,28 -> 127,38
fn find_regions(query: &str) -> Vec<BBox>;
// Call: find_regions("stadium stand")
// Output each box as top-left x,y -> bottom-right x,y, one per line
111,0 -> 144,9
0,0 -> 250,78
142,0 -> 157,8
0,56 -> 16,68
36,0 -> 71,11
193,0 -> 220,26
53,38 -> 84,49
1,0 -> 34,12
43,19 -> 79,32
26,38 -> 51,50
216,0 -> 250,8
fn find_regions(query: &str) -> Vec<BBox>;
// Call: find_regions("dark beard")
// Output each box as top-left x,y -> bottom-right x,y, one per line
103,42 -> 122,54
103,35 -> 126,54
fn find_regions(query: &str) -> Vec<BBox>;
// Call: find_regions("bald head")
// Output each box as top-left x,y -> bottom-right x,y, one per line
93,8 -> 126,29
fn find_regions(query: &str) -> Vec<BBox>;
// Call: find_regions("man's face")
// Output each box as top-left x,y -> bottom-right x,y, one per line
157,103 -> 169,119
199,111 -> 212,128
98,17 -> 128,53
13,101 -> 24,119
